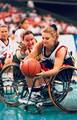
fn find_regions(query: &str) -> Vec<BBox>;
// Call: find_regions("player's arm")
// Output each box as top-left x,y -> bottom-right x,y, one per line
37,47 -> 67,77
27,41 -> 42,59
49,47 -> 67,75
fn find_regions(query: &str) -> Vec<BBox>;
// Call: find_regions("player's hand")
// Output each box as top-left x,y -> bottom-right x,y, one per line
19,42 -> 27,51
4,57 -> 12,65
36,71 -> 46,77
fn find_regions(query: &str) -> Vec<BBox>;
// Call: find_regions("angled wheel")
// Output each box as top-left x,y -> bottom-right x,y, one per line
48,66 -> 77,113
24,76 -> 53,113
0,63 -> 28,107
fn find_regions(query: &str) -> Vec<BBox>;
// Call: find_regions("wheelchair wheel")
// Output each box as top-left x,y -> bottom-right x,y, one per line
0,63 -> 28,107
48,66 -> 77,113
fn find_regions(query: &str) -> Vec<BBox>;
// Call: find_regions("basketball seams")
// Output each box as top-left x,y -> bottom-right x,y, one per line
27,60 -> 29,76
20,58 -> 41,77
32,60 -> 41,76
20,61 -> 25,75
32,60 -> 37,76
28,60 -> 32,76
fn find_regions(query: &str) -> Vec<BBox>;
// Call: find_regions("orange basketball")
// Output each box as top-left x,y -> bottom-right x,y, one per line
20,58 -> 41,77
0,61 -> 3,69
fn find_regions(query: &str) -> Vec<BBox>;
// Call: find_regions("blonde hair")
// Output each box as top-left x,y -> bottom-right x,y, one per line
42,25 -> 59,39
42,26 -> 53,33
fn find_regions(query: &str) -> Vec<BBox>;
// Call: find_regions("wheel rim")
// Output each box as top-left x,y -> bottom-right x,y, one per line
48,67 -> 77,113
0,63 -> 28,106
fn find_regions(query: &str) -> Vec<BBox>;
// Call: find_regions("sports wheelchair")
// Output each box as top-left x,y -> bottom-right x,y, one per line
0,63 -> 77,113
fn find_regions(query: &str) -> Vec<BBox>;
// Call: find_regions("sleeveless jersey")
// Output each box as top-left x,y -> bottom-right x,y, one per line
41,41 -> 74,66
0,39 -> 14,58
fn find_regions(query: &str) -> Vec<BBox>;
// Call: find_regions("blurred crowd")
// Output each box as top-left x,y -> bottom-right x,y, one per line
0,1 -> 77,38
0,1 -> 77,68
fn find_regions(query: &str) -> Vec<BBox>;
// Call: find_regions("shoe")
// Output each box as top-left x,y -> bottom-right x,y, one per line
18,98 -> 27,104
18,98 -> 33,105
30,92 -> 44,102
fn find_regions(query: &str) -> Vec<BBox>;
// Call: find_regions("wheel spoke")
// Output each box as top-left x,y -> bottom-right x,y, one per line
0,63 -> 28,106
48,67 -> 77,113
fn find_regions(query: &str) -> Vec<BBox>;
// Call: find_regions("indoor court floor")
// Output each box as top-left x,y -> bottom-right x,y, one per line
0,102 -> 77,120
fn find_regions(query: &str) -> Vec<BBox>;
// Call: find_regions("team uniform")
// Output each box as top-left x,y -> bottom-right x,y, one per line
40,41 -> 74,82
0,38 -> 14,65
0,38 -> 14,95
40,41 -> 74,70
13,39 -> 35,83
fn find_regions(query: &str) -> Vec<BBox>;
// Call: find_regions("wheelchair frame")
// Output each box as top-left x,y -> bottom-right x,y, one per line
0,63 -> 77,113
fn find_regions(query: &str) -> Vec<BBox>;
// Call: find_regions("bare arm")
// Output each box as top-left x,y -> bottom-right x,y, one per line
38,47 -> 67,77
26,41 -> 42,59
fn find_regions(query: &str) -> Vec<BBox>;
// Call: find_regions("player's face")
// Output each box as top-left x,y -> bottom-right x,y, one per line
23,34 -> 35,49
0,26 -> 8,40
42,31 -> 57,48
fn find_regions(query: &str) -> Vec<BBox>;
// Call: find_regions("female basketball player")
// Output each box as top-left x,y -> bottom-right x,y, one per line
26,24 -> 74,78
0,25 -> 14,67
21,24 -> 74,101
13,30 -> 36,64
13,31 -> 36,98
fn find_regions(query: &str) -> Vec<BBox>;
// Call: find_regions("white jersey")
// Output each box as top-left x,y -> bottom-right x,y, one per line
0,38 -> 14,59
41,42 -> 72,64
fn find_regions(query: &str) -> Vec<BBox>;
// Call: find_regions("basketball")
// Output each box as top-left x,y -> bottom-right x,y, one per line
0,61 -> 3,69
20,58 -> 41,77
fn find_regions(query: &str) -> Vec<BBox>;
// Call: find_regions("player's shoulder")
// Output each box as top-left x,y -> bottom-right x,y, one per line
0,40 -> 4,45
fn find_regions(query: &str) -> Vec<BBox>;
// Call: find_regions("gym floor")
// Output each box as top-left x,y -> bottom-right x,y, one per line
0,102 -> 77,120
